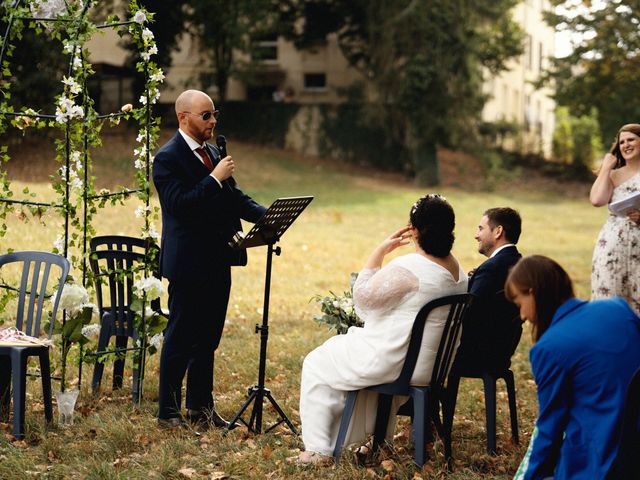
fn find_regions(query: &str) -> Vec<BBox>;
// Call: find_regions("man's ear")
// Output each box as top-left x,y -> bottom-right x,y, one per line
493,225 -> 504,240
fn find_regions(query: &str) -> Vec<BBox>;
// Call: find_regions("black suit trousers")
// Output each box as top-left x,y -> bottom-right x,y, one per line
158,266 -> 231,419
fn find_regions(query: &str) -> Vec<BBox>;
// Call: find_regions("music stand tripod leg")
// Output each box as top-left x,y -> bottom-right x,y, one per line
227,244 -> 296,434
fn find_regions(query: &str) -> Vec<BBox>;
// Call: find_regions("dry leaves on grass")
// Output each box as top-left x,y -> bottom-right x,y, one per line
381,459 -> 396,473
178,467 -> 197,478
262,444 -> 273,460
177,467 -> 229,479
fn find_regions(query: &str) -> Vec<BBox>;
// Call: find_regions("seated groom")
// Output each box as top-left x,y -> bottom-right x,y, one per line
452,207 -> 523,374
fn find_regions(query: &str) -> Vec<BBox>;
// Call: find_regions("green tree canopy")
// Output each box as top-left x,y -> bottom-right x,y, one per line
286,0 -> 523,185
189,0 -> 296,102
544,0 -> 640,145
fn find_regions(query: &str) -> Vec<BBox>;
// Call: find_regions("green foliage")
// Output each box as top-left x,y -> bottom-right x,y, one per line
544,0 -> 640,144
189,0 -> 295,101
551,106 -> 603,179
288,0 -> 524,184
216,101 -> 299,147
552,106 -> 573,165
319,101 -> 408,172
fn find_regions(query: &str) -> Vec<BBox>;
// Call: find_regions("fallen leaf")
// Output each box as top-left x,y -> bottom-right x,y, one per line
47,450 -> 56,462
381,459 -> 395,472
210,472 -> 229,480
421,463 -> 434,474
178,467 -> 197,478
137,434 -> 152,447
262,445 -> 273,460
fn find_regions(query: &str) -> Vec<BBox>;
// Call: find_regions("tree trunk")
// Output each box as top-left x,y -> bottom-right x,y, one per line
413,141 -> 439,186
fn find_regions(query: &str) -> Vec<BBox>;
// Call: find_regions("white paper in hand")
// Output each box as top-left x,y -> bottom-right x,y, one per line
608,191 -> 640,216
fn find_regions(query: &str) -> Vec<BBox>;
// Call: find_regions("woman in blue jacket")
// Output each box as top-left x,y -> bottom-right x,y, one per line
506,255 -> 640,480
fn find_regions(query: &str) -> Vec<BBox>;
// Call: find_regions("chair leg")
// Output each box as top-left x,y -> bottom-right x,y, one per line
443,373 -> 461,464
411,387 -> 428,468
372,393 -> 393,451
504,370 -> 519,444
333,391 -> 358,464
482,373 -> 497,455
38,350 -> 53,424
0,356 -> 10,422
10,351 -> 27,439
92,323 -> 111,393
131,363 -> 140,404
112,335 -> 128,390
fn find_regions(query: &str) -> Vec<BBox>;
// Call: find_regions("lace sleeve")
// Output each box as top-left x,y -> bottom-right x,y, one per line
353,264 -> 419,316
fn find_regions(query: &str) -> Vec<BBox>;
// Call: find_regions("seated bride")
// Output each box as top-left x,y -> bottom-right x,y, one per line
298,194 -> 468,464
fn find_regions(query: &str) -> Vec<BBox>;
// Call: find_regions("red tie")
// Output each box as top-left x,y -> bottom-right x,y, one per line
195,147 -> 214,171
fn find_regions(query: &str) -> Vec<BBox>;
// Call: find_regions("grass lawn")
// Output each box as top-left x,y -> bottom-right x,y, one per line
0,131 -> 606,479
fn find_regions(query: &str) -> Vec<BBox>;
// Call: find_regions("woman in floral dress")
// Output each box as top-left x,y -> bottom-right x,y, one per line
590,123 -> 640,314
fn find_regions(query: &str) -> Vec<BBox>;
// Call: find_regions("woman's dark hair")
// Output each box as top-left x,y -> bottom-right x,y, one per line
409,194 -> 455,258
505,255 -> 575,342
610,123 -> 640,169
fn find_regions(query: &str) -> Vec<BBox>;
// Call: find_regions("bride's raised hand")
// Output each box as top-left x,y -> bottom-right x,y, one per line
363,225 -> 413,270
378,225 -> 413,255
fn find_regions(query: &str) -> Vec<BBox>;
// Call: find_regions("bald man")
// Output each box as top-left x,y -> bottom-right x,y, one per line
153,90 -> 267,429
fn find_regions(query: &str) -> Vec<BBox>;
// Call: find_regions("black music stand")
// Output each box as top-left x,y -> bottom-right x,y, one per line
227,196 -> 313,434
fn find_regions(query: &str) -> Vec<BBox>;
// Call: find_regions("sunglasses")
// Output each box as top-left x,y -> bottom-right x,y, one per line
183,110 -> 220,121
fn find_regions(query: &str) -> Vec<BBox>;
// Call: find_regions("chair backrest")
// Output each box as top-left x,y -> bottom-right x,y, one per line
90,236 -> 161,336
607,366 -> 640,479
89,249 -> 146,336
489,289 -> 523,367
380,294 -> 473,395
90,235 -> 159,305
0,251 -> 70,338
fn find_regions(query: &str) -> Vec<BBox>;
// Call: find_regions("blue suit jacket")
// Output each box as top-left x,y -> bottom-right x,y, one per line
152,132 -> 267,282
525,297 -> 640,480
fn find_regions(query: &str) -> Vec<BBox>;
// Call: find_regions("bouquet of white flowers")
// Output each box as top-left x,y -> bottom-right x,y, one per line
312,273 -> 363,334
51,281 -> 99,391
131,276 -> 167,356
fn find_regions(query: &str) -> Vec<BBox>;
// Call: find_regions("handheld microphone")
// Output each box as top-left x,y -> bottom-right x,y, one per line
216,135 -> 228,158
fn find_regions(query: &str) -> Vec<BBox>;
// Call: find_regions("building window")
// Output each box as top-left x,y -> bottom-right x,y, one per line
525,35 -> 533,70
538,41 -> 544,73
252,33 -> 278,63
304,73 -> 327,91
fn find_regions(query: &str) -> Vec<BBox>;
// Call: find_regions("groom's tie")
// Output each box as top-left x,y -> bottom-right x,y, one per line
195,147 -> 214,172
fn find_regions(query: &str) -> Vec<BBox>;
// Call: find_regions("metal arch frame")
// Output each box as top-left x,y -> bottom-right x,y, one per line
0,0 -> 154,397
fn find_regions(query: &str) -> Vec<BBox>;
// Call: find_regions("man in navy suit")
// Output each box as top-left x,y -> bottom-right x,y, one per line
153,90 -> 267,428
452,207 -> 523,374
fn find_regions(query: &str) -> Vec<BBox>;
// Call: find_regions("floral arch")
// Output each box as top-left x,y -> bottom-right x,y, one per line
0,0 -> 166,394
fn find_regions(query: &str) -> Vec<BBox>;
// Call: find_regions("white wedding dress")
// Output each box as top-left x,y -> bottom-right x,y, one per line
299,253 -> 468,456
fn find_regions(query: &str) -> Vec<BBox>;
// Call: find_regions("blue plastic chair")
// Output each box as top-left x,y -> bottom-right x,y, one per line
89,236 -> 160,401
332,293 -> 473,467
444,290 -> 522,455
0,251 -> 70,439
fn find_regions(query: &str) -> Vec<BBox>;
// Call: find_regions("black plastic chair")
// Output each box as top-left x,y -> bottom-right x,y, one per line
606,367 -> 640,479
332,293 -> 473,467
444,290 -> 522,456
0,251 -> 70,439
89,236 -> 159,400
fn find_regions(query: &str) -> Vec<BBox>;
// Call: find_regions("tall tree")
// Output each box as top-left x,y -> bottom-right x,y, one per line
288,0 -> 523,185
544,0 -> 640,144
189,0 -> 295,102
